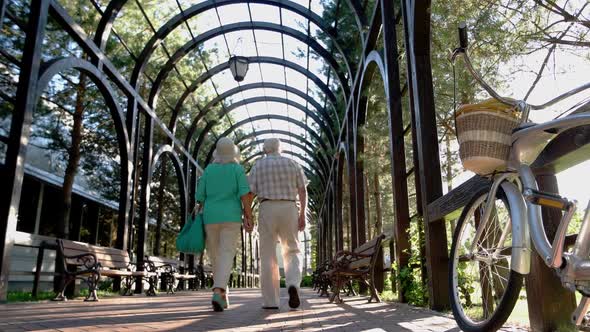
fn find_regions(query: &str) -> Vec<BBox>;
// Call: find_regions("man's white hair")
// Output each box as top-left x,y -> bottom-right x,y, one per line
263,138 -> 281,154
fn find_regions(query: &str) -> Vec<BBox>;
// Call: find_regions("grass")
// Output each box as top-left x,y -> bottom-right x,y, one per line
7,291 -> 56,302
7,289 -> 119,303
379,290 -> 398,302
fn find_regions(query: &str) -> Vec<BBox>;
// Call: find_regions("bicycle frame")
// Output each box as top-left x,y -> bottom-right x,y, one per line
471,112 -> 590,285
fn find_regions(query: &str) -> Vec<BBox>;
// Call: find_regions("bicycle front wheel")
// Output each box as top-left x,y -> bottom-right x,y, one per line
449,187 -> 524,332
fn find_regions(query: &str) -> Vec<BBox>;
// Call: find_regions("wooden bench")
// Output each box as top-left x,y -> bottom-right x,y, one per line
146,256 -> 197,294
313,261 -> 332,297
55,239 -> 155,301
324,233 -> 386,304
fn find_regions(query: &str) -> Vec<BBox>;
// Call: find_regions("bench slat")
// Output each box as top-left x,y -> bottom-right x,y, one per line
348,257 -> 371,270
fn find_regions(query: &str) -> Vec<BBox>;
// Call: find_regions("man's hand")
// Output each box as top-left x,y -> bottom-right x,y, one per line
298,213 -> 305,232
297,186 -> 307,232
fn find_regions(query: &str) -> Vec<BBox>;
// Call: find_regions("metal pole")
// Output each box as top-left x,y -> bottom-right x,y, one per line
0,0 -> 50,302
135,114 -> 153,293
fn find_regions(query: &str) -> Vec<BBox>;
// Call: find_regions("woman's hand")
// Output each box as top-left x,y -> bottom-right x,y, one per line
244,214 -> 254,233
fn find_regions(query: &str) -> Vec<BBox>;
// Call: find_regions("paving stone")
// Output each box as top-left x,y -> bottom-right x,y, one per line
0,288 -> 529,331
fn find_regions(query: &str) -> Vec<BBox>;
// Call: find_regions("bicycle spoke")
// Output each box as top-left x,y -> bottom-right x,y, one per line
451,191 -> 517,327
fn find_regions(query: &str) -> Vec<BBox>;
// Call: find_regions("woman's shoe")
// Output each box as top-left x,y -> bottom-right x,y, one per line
212,293 -> 226,312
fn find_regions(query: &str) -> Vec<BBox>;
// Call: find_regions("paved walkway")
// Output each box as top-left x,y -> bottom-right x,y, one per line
0,288 -> 528,331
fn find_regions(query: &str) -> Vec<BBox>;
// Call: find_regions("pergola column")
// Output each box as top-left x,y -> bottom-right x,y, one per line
0,0 -> 49,302
135,114 -> 153,293
381,0 -> 412,303
402,0 -> 449,310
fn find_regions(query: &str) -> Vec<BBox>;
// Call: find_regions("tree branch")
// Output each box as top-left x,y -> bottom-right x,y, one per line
537,37 -> 590,47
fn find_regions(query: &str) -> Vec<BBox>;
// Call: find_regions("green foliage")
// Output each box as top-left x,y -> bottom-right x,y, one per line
398,266 -> 428,307
7,291 -> 55,303
301,275 -> 313,288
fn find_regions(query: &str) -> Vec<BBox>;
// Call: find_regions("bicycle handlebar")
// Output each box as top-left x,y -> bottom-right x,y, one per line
451,23 -> 590,115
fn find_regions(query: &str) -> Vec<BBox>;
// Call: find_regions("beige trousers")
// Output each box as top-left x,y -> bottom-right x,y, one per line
205,222 -> 242,290
258,201 -> 302,307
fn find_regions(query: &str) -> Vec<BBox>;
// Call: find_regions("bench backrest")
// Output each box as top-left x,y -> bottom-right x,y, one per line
348,233 -> 386,270
57,239 -> 130,270
147,256 -> 182,269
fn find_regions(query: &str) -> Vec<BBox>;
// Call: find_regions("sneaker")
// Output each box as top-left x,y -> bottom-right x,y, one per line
288,286 -> 300,309
212,293 -> 226,312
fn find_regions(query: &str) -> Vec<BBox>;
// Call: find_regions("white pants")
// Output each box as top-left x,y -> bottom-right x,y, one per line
205,222 -> 242,290
258,201 -> 302,307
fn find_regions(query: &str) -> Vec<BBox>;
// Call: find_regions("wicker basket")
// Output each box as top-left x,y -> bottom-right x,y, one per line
456,98 -> 520,175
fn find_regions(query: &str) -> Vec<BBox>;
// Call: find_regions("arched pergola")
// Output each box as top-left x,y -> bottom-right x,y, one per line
2,0 -> 509,318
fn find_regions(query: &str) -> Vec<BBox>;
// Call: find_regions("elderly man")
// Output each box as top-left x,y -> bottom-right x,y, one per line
247,138 -> 307,309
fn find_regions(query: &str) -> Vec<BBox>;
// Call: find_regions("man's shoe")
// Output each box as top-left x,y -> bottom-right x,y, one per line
288,286 -> 300,309
262,306 -> 279,309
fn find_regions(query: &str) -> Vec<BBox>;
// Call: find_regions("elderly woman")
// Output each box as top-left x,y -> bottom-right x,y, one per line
196,137 -> 253,312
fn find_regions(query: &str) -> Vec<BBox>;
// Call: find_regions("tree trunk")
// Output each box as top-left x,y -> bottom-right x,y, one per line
372,172 -> 383,236
154,162 -> 168,256
59,72 -> 86,239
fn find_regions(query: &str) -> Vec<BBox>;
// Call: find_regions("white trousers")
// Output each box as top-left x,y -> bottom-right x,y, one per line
258,201 -> 302,307
205,222 -> 242,290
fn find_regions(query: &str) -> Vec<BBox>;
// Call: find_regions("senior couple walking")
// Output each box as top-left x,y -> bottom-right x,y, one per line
195,137 -> 307,312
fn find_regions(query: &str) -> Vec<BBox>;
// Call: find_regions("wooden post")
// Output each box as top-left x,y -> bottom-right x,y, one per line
347,124 -> 359,250
402,0 -> 449,310
375,246 -> 385,293
525,174 -> 576,331
336,157 -> 345,253
355,100 -> 367,248
381,0 -> 412,303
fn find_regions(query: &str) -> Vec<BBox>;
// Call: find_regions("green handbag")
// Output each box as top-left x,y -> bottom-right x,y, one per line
176,212 -> 205,254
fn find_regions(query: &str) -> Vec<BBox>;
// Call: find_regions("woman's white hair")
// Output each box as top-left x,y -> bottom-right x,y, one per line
263,138 -> 281,154
213,137 -> 241,164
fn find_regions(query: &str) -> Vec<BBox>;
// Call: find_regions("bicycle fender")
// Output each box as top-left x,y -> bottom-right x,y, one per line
501,181 -> 531,275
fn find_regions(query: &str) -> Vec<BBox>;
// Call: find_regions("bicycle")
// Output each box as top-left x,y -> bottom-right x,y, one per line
448,23 -> 590,331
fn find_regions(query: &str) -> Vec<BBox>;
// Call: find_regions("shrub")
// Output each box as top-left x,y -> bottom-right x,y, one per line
300,275 -> 313,287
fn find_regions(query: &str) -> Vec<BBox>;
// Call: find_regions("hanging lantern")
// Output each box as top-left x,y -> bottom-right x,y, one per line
228,55 -> 249,82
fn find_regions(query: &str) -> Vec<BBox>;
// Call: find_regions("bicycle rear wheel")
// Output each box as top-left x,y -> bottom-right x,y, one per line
449,187 -> 524,332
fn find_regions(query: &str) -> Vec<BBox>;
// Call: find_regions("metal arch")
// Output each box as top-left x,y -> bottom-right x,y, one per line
234,129 -> 320,153
238,147 -> 326,178
234,139 -> 329,175
129,0 -> 353,89
37,57 -> 131,164
243,150 -> 324,181
35,56 -> 133,251
182,82 -> 336,147
200,83 -> 335,128
356,50 -> 386,126
240,139 -> 330,174
93,0 -> 126,51
148,22 -> 351,109
194,114 -> 332,162
344,0 -> 368,30
239,140 -> 329,180
232,129 -> 330,167
192,96 -> 336,149
171,57 -> 340,137
150,144 -> 188,225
